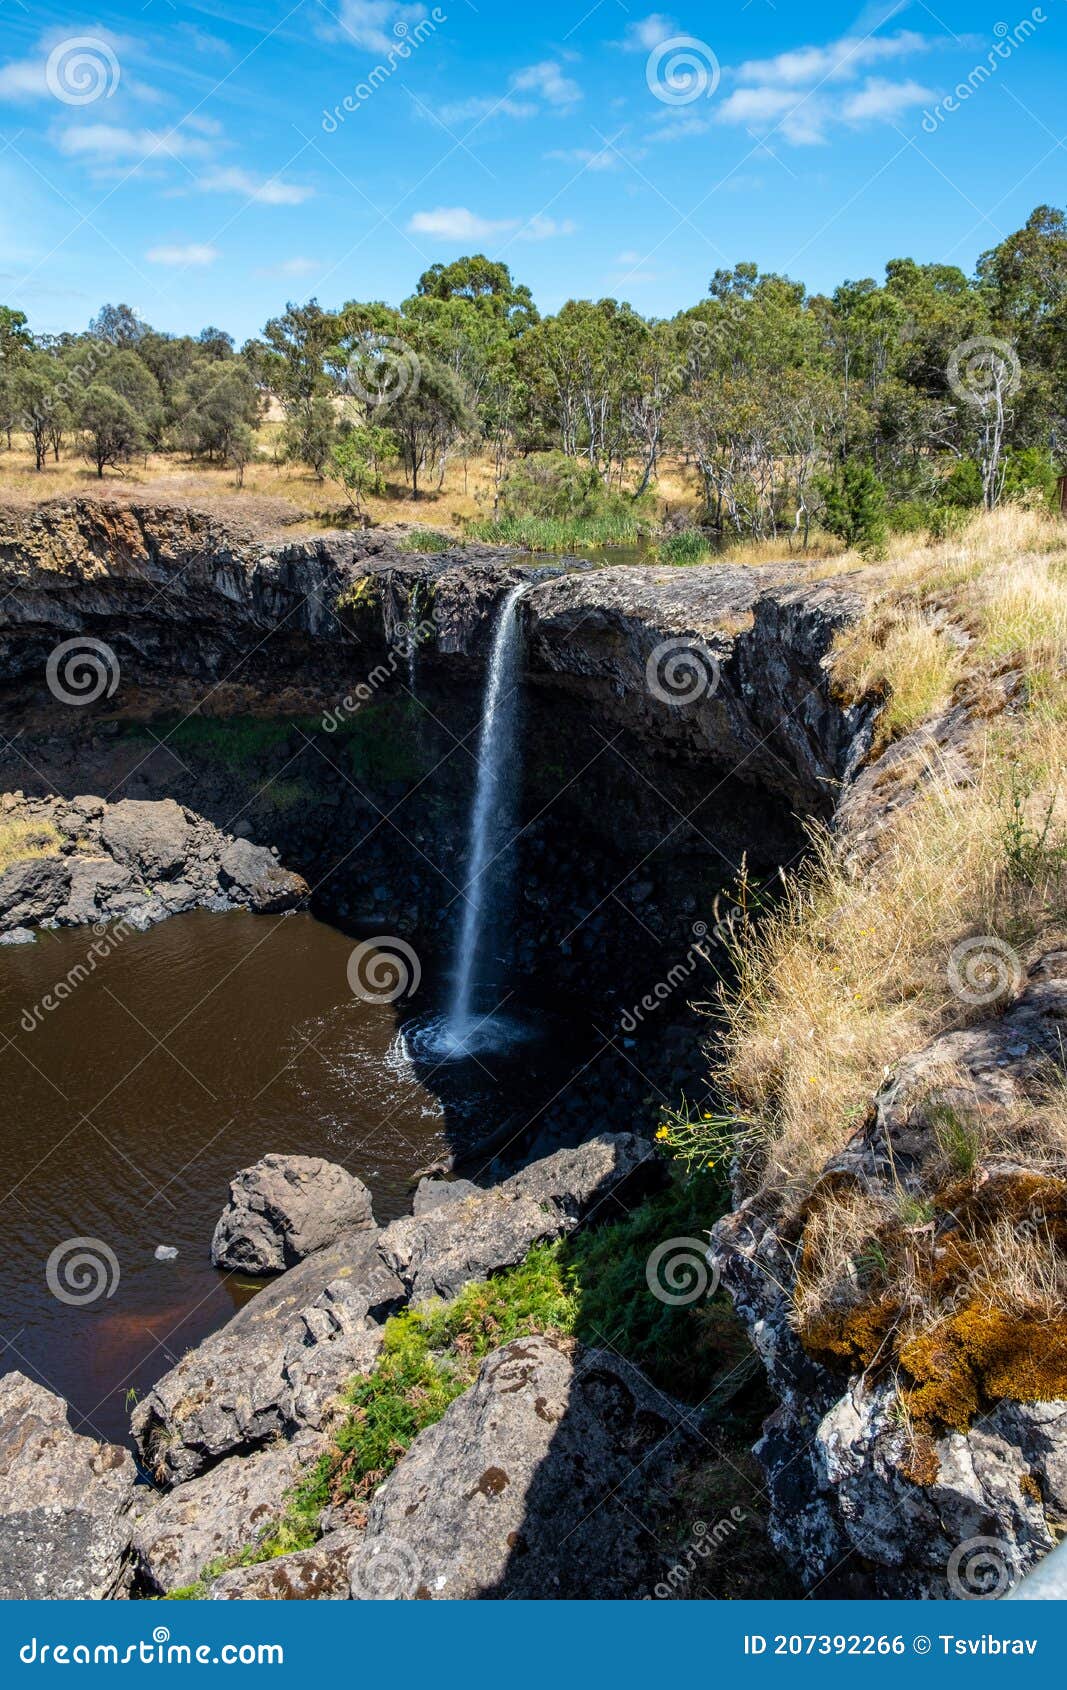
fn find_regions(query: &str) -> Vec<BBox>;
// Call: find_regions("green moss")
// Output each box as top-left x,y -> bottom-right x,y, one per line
121,716 -> 316,771
335,574 -> 378,614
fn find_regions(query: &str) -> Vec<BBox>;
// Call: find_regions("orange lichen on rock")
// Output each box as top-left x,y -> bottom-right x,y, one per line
900,1305 -> 1067,1432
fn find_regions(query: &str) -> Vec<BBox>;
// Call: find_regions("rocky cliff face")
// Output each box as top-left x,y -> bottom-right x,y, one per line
1,496 -> 1062,1601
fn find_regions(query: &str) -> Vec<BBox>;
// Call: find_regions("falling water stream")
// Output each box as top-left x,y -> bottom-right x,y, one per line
398,581 -> 529,1066
443,582 -> 527,1054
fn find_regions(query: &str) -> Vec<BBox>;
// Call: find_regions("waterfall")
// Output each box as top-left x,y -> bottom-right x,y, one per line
443,583 -> 527,1053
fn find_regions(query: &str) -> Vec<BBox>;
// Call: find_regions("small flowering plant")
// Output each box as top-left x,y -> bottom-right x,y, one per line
654,1096 -> 762,1178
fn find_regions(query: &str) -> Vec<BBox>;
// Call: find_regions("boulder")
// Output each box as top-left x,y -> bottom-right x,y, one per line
100,798 -> 189,879
381,1132 -> 661,1301
348,1335 -> 692,1599
135,1134 -> 659,1485
131,1431 -> 325,1594
211,1154 -> 376,1274
0,1372 -> 138,1599
218,838 -> 307,913
208,1528 -> 362,1600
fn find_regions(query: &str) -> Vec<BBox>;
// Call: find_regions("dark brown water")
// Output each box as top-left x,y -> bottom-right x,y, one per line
0,910 -> 451,1446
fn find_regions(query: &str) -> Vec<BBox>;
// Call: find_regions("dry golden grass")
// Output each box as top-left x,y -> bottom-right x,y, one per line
833,606 -> 963,746
0,816 -> 61,874
718,508 -> 1067,1199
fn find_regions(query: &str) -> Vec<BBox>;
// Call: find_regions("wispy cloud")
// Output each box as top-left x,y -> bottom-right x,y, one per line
256,256 -> 320,276
517,214 -> 576,240
435,94 -> 538,124
408,206 -> 513,240
735,29 -> 939,86
436,58 -> 582,126
711,29 -> 945,144
511,61 -> 582,107
146,242 -> 218,265
841,76 -> 935,120
55,123 -> 214,163
408,205 -> 575,242
618,14 -> 679,52
546,145 -> 622,172
197,165 -> 314,204
323,0 -> 427,53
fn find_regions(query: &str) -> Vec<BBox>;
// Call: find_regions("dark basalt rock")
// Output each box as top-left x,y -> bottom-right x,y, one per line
0,793 -> 307,934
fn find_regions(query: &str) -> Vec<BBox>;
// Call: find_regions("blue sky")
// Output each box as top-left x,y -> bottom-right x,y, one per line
0,0 -> 1063,340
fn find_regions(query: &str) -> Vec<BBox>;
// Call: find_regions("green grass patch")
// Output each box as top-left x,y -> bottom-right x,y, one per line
396,529 -> 454,553
166,1175 -> 751,1595
653,530 -> 717,566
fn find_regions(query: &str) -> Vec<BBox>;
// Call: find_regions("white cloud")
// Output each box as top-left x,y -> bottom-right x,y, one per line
436,94 -> 538,124
197,166 -> 314,204
619,14 -> 679,51
407,206 -> 576,243
146,242 -> 218,266
545,145 -> 620,172
0,30 -> 129,101
0,57 -> 50,99
327,1 -> 427,52
517,215 -> 576,240
713,29 -> 949,144
257,256 -> 320,276
408,206 -> 513,240
56,124 -> 214,163
511,60 -> 581,107
736,30 -> 934,86
841,76 -> 934,120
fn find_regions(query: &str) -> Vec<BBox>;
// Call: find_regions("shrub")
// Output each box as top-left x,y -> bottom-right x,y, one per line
655,529 -> 716,565
818,459 -> 888,556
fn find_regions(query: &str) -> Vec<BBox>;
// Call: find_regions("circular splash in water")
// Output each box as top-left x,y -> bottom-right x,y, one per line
396,1010 -> 536,1067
